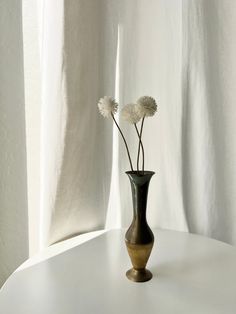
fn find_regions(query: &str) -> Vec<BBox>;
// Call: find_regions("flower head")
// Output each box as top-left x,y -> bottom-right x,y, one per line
136,96 -> 157,117
98,96 -> 118,118
121,103 -> 141,124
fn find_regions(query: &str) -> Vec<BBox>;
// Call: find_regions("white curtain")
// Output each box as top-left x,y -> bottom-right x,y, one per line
1,0 -> 236,287
42,0 -> 236,246
181,0 -> 236,244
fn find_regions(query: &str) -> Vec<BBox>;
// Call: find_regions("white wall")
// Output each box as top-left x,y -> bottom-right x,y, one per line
0,0 -> 28,287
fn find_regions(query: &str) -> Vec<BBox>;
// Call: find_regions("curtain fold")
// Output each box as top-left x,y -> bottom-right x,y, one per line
45,0 -> 118,244
39,0 -> 66,247
181,0 -> 236,243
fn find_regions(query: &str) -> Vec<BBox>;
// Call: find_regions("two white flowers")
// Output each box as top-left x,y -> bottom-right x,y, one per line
97,95 -> 157,172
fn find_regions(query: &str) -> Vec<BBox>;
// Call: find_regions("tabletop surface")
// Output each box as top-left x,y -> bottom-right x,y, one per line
0,229 -> 236,314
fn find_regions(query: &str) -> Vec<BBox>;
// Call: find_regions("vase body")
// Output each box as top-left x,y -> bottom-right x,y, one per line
125,171 -> 155,282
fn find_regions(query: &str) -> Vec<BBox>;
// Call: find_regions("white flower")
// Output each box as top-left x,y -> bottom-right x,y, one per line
136,96 -> 157,117
98,96 -> 118,118
121,103 -> 141,124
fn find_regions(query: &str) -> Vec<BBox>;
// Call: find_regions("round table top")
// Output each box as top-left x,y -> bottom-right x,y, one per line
0,229 -> 236,314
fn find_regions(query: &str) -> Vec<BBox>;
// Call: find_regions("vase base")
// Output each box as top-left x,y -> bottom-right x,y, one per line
126,268 -> 153,282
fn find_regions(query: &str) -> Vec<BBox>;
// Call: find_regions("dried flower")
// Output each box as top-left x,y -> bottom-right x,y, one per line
121,103 -> 141,124
136,96 -> 157,117
98,96 -> 118,118
97,94 -> 158,172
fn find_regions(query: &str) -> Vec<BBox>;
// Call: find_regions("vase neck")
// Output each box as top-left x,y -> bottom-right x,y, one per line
126,171 -> 154,244
130,179 -> 150,220
126,172 -> 154,220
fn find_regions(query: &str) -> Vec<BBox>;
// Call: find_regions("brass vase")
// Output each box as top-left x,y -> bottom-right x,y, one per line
125,171 -> 155,282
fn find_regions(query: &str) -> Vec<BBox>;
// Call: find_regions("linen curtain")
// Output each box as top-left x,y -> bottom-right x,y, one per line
1,0 -> 236,287
45,0 -> 236,245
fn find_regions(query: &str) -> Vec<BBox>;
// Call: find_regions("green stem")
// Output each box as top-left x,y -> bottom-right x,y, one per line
134,124 -> 145,172
111,113 -> 134,171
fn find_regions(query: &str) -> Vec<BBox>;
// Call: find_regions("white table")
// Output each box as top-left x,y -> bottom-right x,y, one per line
0,229 -> 236,313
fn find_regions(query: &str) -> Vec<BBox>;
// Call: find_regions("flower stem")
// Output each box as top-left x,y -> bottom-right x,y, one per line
134,124 -> 145,172
138,117 -> 145,173
111,112 -> 134,171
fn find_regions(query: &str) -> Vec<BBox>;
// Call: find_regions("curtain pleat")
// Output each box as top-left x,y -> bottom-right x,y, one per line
181,0 -> 236,243
46,0 -> 118,244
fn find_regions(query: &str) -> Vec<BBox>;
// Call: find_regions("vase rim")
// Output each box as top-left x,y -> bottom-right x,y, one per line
126,170 -> 155,176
